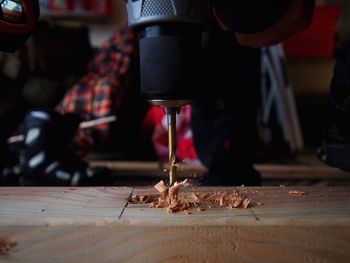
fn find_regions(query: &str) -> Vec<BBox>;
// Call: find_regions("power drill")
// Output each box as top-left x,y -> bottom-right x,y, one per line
125,0 -> 211,185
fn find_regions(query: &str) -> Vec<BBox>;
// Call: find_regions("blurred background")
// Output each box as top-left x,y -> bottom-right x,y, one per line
1,0 -> 350,186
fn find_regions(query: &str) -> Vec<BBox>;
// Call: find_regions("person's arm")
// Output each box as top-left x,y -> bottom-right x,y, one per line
213,0 -> 315,48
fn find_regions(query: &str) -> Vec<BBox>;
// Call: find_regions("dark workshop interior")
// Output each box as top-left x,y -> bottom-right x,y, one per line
1,1 -> 350,262
1,0 -> 350,187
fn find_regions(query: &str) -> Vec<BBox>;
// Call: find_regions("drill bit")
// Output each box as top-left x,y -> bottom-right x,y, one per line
166,107 -> 178,186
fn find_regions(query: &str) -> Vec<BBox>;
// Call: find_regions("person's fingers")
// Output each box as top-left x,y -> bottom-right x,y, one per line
212,5 -> 229,31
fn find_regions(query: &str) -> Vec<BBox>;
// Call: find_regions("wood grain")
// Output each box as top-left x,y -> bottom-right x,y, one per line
0,187 -> 132,226
0,187 -> 350,263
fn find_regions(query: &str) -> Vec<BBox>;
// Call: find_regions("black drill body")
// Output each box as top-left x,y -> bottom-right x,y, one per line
125,0 -> 211,185
125,0 -> 211,105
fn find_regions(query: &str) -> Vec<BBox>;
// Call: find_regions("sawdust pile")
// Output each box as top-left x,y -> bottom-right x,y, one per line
129,179 -> 251,213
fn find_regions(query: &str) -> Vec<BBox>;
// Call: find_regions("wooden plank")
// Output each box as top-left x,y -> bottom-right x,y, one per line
0,187 -> 350,262
286,59 -> 335,96
90,161 -> 164,177
0,187 -> 132,225
89,160 -> 350,180
255,164 -> 350,180
125,186 -> 350,225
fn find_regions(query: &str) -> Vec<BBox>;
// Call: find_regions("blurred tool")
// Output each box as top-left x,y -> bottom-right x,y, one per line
7,115 -> 117,144
0,0 -> 39,52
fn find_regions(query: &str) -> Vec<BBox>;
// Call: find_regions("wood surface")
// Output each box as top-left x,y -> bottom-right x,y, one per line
0,186 -> 350,263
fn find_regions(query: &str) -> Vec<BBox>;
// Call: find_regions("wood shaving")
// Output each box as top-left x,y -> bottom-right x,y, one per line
0,239 -> 16,255
129,180 -> 251,213
289,190 -> 306,195
154,180 -> 167,194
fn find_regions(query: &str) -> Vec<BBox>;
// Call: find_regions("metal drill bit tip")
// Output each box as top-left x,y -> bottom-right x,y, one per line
169,153 -> 177,186
166,107 -> 178,186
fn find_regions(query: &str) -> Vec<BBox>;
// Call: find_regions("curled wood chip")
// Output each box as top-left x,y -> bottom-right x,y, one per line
241,198 -> 251,209
289,190 -> 306,195
129,194 -> 158,204
154,180 -> 167,193
129,180 -> 251,214
190,193 -> 200,203
219,197 -> 224,206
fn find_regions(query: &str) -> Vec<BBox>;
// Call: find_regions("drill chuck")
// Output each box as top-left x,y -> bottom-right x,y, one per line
139,24 -> 201,103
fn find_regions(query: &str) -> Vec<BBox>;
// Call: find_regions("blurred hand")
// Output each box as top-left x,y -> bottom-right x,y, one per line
213,0 -> 315,48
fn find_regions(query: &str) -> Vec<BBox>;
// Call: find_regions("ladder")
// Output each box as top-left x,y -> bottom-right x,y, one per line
260,44 -> 304,153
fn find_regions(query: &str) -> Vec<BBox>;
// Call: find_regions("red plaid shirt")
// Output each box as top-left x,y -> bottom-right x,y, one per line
57,29 -> 137,153
57,28 -> 199,162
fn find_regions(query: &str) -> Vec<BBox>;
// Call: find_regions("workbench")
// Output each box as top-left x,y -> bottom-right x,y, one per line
89,160 -> 350,186
0,186 -> 350,262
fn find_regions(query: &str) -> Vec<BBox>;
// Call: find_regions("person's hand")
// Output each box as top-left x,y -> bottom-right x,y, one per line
213,0 -> 315,48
